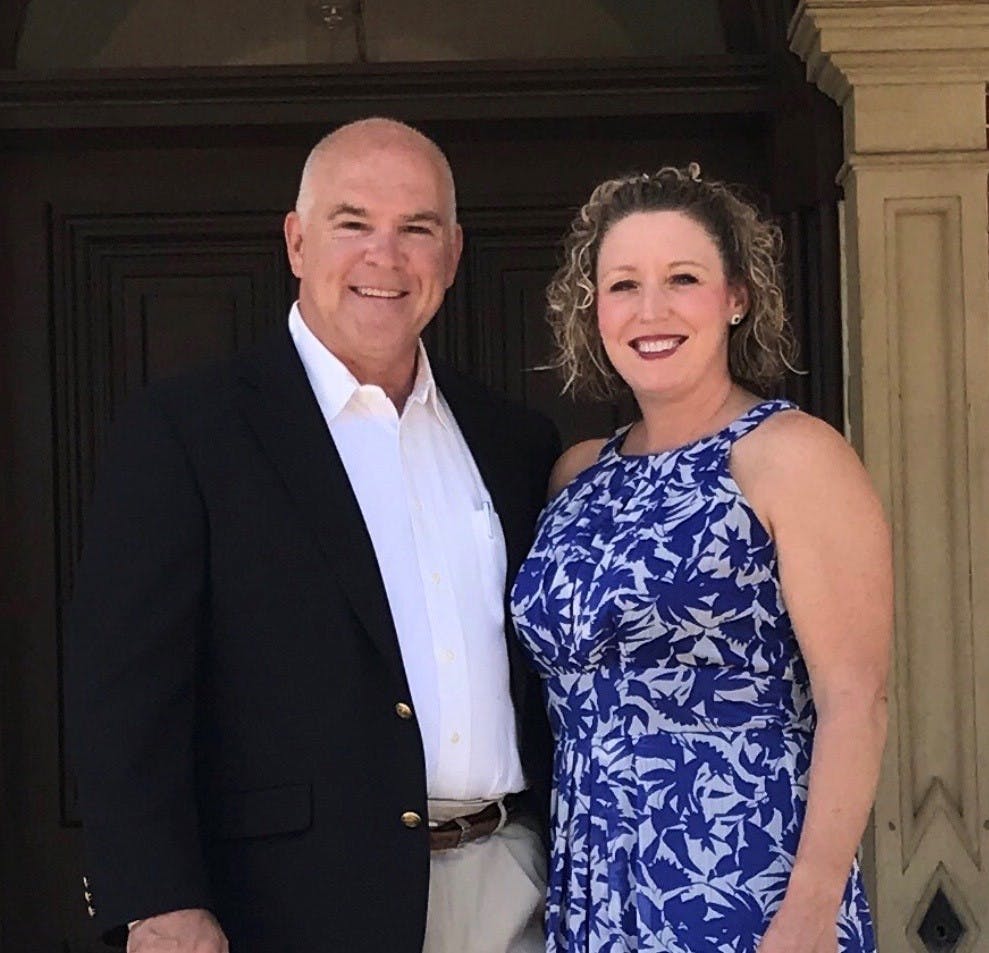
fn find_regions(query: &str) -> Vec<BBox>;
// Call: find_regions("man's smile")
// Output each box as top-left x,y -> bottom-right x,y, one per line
350,285 -> 408,299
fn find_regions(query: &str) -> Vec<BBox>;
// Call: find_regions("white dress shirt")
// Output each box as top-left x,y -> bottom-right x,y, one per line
289,304 -> 525,800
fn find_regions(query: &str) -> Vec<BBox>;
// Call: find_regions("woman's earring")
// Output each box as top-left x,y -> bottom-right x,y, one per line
729,313 -> 744,326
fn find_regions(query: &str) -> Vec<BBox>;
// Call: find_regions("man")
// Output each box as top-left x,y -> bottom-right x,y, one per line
66,118 -> 560,953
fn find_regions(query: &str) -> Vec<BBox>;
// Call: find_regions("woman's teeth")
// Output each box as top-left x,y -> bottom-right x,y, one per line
634,337 -> 683,354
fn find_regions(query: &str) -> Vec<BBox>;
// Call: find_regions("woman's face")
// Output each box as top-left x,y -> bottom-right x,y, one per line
595,210 -> 747,403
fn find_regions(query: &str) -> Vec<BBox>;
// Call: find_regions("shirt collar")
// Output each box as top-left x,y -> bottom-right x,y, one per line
406,340 -> 444,421
288,302 -> 448,427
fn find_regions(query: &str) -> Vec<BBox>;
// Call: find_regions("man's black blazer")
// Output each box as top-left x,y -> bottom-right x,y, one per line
65,325 -> 560,952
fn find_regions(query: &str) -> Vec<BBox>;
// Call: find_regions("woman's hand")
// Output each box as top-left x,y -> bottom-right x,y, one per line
756,904 -> 838,953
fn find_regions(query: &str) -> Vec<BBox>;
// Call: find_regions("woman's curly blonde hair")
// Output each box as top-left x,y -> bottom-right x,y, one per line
546,164 -> 797,398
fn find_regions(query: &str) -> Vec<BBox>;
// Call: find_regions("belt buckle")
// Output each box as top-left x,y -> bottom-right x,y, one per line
451,814 -> 472,848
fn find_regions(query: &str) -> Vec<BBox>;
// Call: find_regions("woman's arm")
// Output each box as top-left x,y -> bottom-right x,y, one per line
734,411 -> 892,953
547,438 -> 607,500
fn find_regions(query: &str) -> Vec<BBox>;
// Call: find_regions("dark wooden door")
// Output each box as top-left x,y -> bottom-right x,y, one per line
0,63 -> 841,952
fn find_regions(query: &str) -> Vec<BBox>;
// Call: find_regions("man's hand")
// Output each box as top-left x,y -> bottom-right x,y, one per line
127,908 -> 229,952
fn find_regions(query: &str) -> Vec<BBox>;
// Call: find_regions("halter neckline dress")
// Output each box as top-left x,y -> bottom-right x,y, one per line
510,400 -> 876,953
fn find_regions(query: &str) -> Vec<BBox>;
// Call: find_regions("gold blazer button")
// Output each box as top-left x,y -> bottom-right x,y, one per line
395,702 -> 413,720
401,811 -> 422,829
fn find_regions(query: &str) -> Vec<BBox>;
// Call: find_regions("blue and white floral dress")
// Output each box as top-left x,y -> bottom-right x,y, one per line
510,400 -> 875,953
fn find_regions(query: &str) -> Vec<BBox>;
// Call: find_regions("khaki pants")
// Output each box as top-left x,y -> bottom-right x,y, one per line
423,800 -> 547,953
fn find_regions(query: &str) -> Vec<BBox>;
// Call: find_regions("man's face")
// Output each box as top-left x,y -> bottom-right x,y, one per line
284,142 -> 463,372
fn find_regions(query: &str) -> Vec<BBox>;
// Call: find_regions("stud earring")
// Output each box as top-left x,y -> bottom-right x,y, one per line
729,313 -> 744,326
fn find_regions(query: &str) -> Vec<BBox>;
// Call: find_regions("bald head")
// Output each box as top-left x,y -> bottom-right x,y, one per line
295,118 -> 457,228
283,116 -> 463,407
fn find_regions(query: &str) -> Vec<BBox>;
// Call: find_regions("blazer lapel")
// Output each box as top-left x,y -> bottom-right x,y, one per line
235,328 -> 407,685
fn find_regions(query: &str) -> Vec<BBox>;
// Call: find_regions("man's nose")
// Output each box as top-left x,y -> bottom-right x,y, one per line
363,229 -> 403,267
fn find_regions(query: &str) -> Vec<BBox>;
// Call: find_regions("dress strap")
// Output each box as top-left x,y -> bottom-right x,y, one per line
598,423 -> 634,460
720,398 -> 799,446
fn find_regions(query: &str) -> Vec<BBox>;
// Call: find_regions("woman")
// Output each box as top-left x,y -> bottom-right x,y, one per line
510,167 -> 891,953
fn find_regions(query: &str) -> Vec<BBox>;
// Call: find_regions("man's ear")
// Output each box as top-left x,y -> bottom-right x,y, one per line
284,211 -> 304,279
446,223 -> 464,288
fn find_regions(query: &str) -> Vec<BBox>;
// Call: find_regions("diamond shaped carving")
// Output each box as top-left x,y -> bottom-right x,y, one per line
908,865 -> 980,953
918,888 -> 965,952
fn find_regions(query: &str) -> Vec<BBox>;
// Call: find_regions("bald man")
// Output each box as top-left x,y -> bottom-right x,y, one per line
66,119 -> 560,953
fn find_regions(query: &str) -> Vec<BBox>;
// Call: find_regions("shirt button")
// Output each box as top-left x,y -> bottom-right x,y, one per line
450,732 -> 461,744
442,649 -> 455,662
395,702 -> 413,720
431,571 -> 441,584
401,811 -> 422,829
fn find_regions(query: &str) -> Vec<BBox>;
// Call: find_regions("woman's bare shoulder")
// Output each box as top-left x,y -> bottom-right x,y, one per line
548,438 -> 608,500
735,408 -> 858,477
732,407 -> 880,532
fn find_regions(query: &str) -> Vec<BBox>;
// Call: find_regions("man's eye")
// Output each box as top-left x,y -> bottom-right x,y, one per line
337,220 -> 367,231
403,224 -> 434,235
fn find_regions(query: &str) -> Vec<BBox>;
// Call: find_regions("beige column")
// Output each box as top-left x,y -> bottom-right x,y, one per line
789,2 -> 989,950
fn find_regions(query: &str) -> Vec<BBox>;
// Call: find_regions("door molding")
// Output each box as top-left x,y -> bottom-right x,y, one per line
0,57 -> 774,129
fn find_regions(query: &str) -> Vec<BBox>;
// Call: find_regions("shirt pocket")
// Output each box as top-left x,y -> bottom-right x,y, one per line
469,502 -> 508,608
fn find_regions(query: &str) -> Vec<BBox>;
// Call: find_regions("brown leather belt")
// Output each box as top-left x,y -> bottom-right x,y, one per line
428,795 -> 522,851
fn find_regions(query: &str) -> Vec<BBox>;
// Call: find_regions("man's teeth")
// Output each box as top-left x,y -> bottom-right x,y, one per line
635,338 -> 682,353
354,287 -> 404,298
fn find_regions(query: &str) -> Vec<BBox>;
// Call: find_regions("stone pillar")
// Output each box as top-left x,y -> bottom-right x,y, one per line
789,2 -> 989,949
